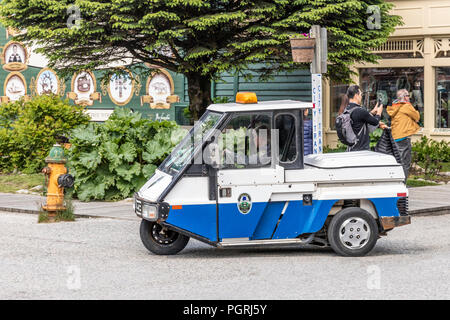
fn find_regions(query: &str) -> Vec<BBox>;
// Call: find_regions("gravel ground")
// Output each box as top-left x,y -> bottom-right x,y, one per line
0,211 -> 448,300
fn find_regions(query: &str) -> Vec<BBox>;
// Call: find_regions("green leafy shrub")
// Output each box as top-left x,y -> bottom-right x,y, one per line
0,95 -> 90,173
68,108 -> 187,201
412,136 -> 450,179
212,96 -> 230,104
324,142 -> 347,153
369,128 -> 383,149
183,107 -> 192,122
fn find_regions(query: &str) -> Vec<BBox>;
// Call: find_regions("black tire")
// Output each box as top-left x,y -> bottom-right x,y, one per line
328,207 -> 379,257
140,220 -> 189,255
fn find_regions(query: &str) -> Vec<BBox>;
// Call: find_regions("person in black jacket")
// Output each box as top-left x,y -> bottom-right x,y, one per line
345,85 -> 386,151
303,109 -> 313,156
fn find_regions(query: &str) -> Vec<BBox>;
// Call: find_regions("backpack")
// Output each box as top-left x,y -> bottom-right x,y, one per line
335,106 -> 365,146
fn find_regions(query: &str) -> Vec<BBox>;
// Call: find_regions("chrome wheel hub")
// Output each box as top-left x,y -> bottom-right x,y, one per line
339,217 -> 371,250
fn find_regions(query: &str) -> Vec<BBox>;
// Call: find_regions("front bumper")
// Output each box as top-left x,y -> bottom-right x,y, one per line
134,193 -> 170,222
380,215 -> 411,230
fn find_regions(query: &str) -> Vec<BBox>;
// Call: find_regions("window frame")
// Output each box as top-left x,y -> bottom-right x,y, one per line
216,111 -> 274,170
435,66 -> 450,130
273,109 -> 303,170
274,112 -> 299,165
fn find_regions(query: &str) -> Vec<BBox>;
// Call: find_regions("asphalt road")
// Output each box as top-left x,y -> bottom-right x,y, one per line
0,211 -> 448,300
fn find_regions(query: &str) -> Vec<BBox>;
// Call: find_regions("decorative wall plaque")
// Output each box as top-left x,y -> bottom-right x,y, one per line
101,69 -> 141,106
2,72 -> 29,103
2,41 -> 28,72
29,68 -> 66,96
141,68 -> 179,109
68,70 -> 101,106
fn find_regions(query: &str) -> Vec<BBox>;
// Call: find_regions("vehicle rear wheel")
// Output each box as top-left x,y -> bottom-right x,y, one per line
140,220 -> 189,255
328,207 -> 378,257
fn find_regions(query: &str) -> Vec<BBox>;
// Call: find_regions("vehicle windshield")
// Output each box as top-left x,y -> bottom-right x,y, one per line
159,110 -> 224,175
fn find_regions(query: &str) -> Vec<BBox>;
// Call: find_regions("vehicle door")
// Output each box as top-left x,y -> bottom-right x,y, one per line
215,112 -> 285,240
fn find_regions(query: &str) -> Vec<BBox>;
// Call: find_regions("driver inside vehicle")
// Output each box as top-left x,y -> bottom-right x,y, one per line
221,123 -> 271,168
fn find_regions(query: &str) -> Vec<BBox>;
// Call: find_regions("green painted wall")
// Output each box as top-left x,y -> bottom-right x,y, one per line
213,67 -> 311,102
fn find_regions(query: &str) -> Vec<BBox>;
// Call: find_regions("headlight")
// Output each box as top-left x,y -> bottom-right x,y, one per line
142,203 -> 158,220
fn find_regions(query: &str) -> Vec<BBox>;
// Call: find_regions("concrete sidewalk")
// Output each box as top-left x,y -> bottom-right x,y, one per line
0,193 -> 135,220
0,184 -> 449,220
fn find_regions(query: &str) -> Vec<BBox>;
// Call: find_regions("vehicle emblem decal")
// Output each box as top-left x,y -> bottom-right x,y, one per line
237,193 -> 252,214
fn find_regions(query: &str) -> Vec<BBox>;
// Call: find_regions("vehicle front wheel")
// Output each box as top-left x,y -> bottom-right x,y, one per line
140,220 -> 189,255
327,207 -> 378,257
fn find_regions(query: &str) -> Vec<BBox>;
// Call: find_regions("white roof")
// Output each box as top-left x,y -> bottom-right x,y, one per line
207,100 -> 313,113
304,151 -> 400,169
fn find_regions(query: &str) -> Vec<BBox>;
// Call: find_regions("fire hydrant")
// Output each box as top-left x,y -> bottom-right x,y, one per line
41,144 -> 74,215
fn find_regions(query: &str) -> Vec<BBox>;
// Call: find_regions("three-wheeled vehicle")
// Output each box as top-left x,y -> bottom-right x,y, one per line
134,93 -> 411,257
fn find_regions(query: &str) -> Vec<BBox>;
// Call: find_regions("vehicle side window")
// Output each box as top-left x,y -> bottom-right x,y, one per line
218,114 -> 271,169
275,114 -> 297,163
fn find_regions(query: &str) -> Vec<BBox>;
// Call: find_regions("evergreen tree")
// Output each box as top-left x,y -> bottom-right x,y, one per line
1,0 -> 401,119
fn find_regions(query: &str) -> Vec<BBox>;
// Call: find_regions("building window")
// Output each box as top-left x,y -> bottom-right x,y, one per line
330,82 -> 349,130
360,68 -> 424,127
436,67 -> 450,129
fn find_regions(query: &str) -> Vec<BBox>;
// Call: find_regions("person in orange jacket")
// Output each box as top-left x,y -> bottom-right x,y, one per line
387,89 -> 420,180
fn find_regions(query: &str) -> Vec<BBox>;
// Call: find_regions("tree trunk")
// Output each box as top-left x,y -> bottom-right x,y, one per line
186,73 -> 212,122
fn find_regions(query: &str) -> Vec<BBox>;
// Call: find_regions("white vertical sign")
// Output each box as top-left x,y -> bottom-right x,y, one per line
311,73 -> 323,154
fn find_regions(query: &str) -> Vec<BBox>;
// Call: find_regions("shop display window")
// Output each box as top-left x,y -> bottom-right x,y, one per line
436,67 -> 450,129
360,68 -> 424,127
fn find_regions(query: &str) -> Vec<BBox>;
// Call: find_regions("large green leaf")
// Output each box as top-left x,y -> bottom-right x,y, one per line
78,149 -> 101,170
71,124 -> 100,146
102,141 -> 122,168
114,162 -> 141,182
116,178 -> 133,198
142,164 -> 157,177
119,141 -> 137,162
76,180 -> 107,201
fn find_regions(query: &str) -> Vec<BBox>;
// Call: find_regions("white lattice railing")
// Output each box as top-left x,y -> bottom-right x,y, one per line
372,39 -> 424,57
434,39 -> 450,58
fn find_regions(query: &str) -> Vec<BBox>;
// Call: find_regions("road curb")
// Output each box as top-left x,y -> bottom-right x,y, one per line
0,206 -> 136,221
409,206 -> 450,216
0,207 -> 40,215
1,205 -> 449,220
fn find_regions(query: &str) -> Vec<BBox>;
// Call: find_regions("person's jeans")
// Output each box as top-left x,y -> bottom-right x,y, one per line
396,138 -> 412,182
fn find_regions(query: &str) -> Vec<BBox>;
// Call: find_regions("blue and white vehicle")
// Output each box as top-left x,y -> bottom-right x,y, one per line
134,93 -> 411,257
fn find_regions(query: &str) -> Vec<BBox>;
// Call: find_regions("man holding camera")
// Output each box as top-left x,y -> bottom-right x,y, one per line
387,89 -> 420,180
345,85 -> 386,151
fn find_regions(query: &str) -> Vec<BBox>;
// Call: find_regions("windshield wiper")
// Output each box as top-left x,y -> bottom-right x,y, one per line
147,175 -> 164,189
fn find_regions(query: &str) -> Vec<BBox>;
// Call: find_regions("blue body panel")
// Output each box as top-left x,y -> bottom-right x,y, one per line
218,202 -> 268,239
251,201 -> 286,240
272,200 -> 336,239
165,203 -> 217,241
369,197 -> 401,217
164,197 -> 401,243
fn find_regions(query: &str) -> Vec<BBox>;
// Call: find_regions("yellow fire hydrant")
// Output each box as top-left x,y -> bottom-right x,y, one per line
41,144 -> 74,216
